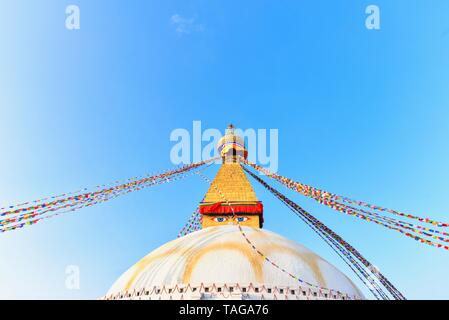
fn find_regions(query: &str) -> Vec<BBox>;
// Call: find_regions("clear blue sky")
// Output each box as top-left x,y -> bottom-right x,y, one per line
1,0 -> 449,299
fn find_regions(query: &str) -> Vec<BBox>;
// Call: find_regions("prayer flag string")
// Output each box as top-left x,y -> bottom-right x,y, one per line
242,165 -> 405,300
0,158 -> 218,233
242,159 -> 449,251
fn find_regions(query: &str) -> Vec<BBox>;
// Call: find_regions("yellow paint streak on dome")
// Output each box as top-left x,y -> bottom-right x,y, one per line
122,227 -> 328,292
249,228 -> 326,287
182,241 -> 265,283
261,244 -> 327,287
122,229 -> 224,291
123,246 -> 181,292
181,234 -> 326,287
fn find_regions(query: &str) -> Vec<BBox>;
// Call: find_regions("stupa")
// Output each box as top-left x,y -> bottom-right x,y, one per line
103,125 -> 364,300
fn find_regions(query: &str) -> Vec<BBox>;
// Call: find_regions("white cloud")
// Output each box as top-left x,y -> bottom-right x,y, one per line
170,14 -> 204,35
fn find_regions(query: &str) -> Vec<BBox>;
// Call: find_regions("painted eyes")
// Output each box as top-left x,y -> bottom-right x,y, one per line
213,216 -> 249,223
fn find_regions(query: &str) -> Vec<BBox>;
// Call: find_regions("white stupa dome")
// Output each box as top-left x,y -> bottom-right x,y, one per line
104,226 -> 364,300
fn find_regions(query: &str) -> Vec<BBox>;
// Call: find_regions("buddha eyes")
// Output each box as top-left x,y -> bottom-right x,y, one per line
213,217 -> 249,223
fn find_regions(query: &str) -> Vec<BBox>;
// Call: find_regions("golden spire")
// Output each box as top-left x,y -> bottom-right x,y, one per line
200,125 -> 263,228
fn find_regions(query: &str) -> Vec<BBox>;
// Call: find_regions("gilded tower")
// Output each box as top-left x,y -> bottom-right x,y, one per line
199,124 -> 263,228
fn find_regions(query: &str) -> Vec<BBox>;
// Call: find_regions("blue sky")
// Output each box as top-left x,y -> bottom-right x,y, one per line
0,0 -> 449,299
